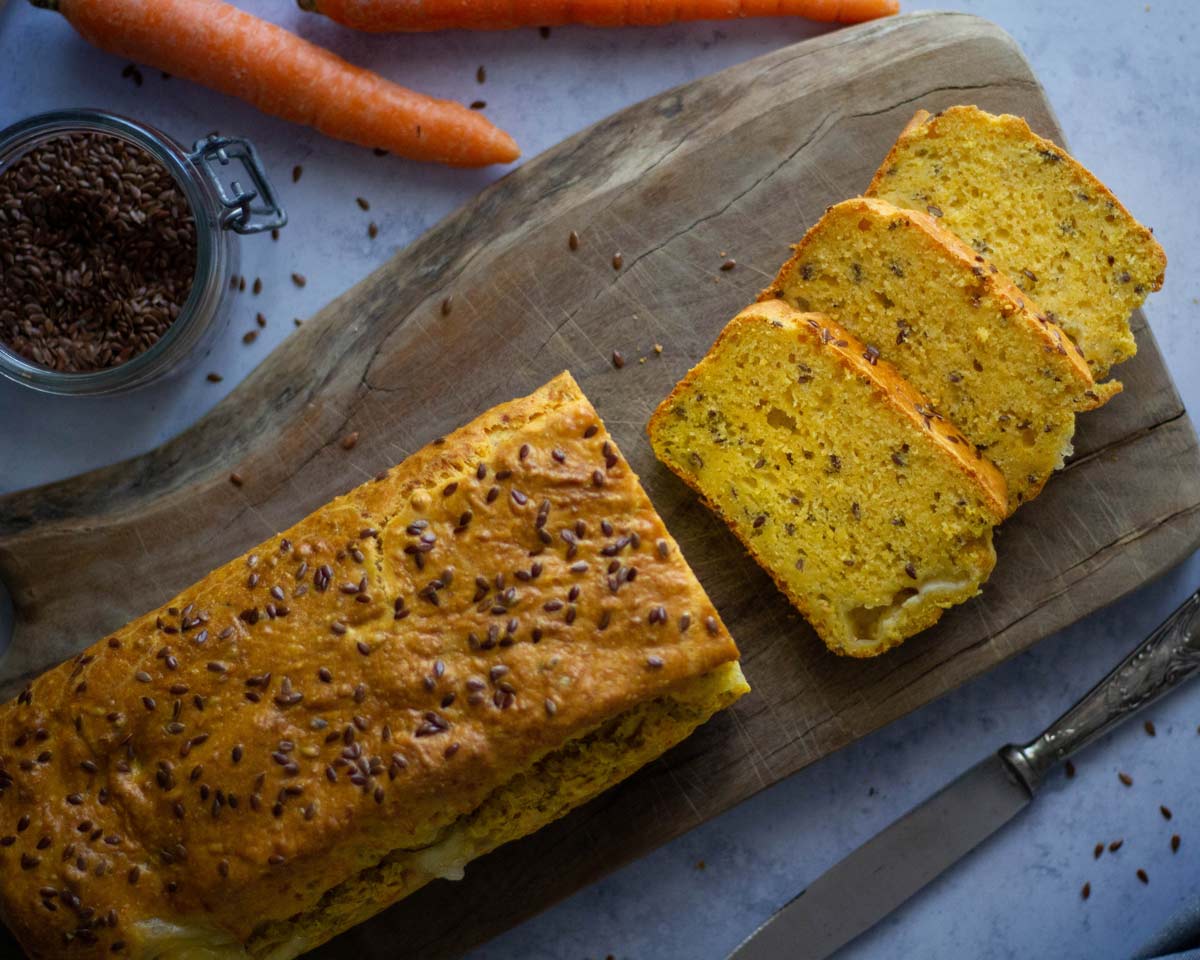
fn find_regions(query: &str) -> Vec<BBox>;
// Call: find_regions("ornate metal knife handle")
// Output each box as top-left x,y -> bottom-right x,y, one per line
1002,588 -> 1200,792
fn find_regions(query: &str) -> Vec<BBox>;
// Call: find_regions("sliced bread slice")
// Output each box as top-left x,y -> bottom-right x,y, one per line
760,197 -> 1119,513
866,105 -> 1166,378
648,300 -> 1006,658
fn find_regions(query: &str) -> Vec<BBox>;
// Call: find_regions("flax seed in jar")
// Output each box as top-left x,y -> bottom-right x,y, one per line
0,109 -> 285,395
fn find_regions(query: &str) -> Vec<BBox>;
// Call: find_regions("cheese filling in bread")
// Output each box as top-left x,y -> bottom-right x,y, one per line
0,373 -> 747,960
867,105 -> 1167,378
648,301 -> 1007,657
761,197 -> 1120,512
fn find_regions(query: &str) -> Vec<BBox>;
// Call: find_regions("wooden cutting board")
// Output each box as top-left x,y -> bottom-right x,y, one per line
2,11 -> 1198,958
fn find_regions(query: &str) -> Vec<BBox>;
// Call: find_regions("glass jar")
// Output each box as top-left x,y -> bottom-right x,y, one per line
0,109 -> 286,395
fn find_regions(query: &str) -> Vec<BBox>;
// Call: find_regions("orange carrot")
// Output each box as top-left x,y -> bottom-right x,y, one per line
299,0 -> 898,31
31,0 -> 520,167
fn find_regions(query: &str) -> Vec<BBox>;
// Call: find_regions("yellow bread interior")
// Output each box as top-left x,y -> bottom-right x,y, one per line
761,197 -> 1119,513
648,302 -> 1005,657
867,105 -> 1167,378
128,661 -> 748,959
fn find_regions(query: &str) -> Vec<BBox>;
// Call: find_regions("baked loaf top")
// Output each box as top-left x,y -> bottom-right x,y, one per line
0,372 -> 740,958
867,105 -> 1166,378
649,301 -> 1005,656
761,197 -> 1120,513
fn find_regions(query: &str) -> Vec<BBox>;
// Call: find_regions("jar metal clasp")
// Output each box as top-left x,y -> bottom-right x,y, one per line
189,135 -> 287,235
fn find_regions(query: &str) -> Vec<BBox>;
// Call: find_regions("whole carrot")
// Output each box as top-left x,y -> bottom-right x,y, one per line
299,0 -> 898,31
31,0 -> 520,167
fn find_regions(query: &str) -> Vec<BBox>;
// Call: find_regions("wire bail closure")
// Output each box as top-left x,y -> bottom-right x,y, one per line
190,135 -> 287,235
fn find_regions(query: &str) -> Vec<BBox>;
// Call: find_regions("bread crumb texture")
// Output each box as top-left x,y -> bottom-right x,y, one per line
0,372 -> 745,960
648,301 -> 1004,657
761,197 -> 1120,512
867,105 -> 1166,378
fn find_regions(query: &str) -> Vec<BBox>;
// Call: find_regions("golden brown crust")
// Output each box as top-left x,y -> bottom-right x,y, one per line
0,372 -> 741,959
648,303 -> 1005,657
866,106 -> 1167,293
895,107 -> 932,139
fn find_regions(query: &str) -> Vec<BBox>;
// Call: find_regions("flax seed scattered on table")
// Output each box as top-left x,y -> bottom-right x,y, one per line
271,228 -> 279,242
612,252 -> 623,270
476,65 -> 487,83
470,100 -> 487,111
1144,720 -> 1157,736
256,313 -> 266,328
539,25 -> 551,37
340,432 -> 359,451
206,372 -> 223,383
1109,839 -> 1124,853
238,275 -> 246,292
1081,882 -> 1091,900
1065,760 -> 1076,779
1172,835 -> 1181,853
292,165 -> 303,183
612,350 -> 625,369
373,148 -> 388,157
229,472 -> 244,487
293,318 -> 303,327
1118,772 -> 1133,787
356,197 -> 370,211
368,222 -> 378,239
568,230 -> 580,251
1093,843 -> 1104,860
1137,868 -> 1149,885
1161,805 -> 1173,820
291,273 -> 306,288
721,259 -> 736,272
253,276 -> 262,295
441,296 -> 453,316
242,330 -> 257,345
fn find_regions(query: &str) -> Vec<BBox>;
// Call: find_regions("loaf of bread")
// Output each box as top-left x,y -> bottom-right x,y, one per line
760,197 -> 1120,513
648,301 -> 1006,657
0,372 -> 747,959
866,105 -> 1167,378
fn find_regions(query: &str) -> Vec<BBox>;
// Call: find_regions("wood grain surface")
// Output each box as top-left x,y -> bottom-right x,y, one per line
1,11 -> 1197,958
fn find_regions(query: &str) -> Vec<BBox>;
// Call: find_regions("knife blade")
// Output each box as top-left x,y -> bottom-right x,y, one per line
727,752 -> 1030,960
729,586 -> 1200,960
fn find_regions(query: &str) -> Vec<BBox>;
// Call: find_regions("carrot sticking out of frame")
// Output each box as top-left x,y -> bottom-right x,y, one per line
30,0 -> 520,167
298,0 -> 898,31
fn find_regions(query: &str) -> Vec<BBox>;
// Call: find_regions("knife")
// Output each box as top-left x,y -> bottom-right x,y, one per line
729,586 -> 1200,960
